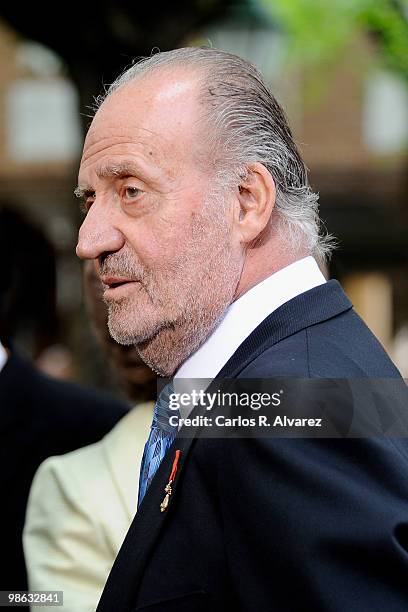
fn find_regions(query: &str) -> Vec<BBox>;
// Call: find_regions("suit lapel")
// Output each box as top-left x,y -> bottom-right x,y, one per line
97,432 -> 192,610
97,280 -> 352,611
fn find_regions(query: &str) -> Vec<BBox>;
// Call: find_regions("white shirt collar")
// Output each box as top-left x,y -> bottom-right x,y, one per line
175,256 -> 326,381
0,341 -> 8,373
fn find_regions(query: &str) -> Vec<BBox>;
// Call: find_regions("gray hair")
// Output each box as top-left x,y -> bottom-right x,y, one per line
97,47 -> 335,261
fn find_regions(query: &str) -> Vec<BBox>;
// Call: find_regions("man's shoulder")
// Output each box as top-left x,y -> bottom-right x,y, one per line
238,303 -> 400,379
2,350 -> 127,410
34,367 -> 128,415
0,350 -> 129,457
14,351 -> 127,414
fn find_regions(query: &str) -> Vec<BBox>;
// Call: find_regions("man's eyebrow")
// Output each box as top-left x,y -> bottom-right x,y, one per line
95,161 -> 149,180
74,186 -> 94,200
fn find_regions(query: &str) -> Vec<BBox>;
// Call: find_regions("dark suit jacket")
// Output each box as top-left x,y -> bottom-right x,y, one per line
97,280 -> 408,612
0,351 -> 128,594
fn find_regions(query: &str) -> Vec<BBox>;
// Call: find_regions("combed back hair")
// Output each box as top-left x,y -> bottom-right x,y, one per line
96,47 -> 335,261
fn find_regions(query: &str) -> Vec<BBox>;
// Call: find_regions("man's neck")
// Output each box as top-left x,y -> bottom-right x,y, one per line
175,256 -> 326,381
232,244 -> 309,302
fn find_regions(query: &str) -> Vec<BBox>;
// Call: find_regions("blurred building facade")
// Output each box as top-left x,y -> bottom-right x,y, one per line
0,8 -> 407,378
0,19 -> 101,382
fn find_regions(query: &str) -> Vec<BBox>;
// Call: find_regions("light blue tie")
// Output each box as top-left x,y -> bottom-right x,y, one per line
138,382 -> 179,507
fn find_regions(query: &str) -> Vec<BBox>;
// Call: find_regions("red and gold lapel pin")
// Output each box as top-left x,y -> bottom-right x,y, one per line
160,450 -> 181,513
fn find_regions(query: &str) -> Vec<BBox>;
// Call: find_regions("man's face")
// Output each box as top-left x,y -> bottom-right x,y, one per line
76,69 -> 243,375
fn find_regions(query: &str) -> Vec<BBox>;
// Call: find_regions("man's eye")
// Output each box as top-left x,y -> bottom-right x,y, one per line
124,186 -> 141,199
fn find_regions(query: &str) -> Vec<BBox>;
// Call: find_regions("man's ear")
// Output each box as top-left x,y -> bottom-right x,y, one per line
234,163 -> 276,244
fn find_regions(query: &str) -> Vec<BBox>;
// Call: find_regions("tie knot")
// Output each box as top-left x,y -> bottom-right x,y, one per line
153,381 -> 179,434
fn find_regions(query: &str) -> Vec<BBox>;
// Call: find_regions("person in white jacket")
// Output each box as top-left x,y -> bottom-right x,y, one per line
24,402 -> 153,612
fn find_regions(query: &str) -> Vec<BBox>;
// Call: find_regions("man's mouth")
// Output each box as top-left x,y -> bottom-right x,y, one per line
101,275 -> 135,289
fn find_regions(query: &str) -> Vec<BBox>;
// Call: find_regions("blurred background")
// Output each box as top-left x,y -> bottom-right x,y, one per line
0,0 -> 407,386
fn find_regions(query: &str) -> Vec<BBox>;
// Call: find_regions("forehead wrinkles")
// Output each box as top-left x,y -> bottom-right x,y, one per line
79,143 -> 178,191
81,131 -> 165,166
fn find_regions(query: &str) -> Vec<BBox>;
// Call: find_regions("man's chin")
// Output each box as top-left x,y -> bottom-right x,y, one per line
108,323 -> 152,346
107,316 -> 164,347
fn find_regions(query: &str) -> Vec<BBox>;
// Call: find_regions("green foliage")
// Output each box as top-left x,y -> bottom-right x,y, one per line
359,0 -> 408,78
260,0 -> 408,79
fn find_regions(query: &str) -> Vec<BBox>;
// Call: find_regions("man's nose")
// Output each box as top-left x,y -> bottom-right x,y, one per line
76,204 -> 125,260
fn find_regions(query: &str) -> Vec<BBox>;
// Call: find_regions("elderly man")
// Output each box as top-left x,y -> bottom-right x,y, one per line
76,48 -> 408,611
